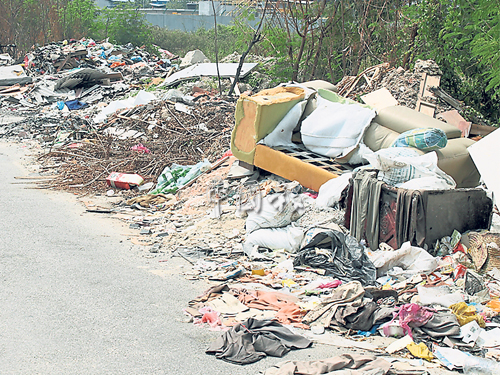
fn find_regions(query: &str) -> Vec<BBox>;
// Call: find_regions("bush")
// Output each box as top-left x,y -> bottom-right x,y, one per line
150,24 -> 245,61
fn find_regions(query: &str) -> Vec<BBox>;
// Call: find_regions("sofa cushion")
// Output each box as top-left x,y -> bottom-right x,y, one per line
364,122 -> 406,151
436,138 -> 480,188
376,106 -> 462,139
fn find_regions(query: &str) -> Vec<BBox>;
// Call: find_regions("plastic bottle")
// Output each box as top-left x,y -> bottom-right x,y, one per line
463,355 -> 500,375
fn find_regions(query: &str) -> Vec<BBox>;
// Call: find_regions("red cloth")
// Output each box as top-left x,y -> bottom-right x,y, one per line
237,290 -> 307,328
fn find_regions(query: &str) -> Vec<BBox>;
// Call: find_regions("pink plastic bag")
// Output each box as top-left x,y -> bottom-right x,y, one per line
194,307 -> 226,331
318,280 -> 342,289
391,303 -> 435,339
131,143 -> 151,154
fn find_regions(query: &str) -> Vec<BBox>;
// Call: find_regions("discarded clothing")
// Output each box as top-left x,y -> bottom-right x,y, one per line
64,99 -> 88,111
395,189 -> 426,248
349,170 -> 384,250
343,302 -> 394,332
303,281 -> 364,327
406,342 -> 434,361
236,289 -> 306,327
294,228 -> 376,285
207,292 -> 248,315
450,302 -> 486,328
391,304 -> 435,339
415,310 -> 460,338
263,354 -> 391,375
190,284 -> 229,305
206,318 -> 311,364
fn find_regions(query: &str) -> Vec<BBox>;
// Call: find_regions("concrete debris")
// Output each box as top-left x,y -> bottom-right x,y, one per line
180,49 -> 210,68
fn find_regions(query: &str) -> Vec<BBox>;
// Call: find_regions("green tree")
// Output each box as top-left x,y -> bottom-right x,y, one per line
99,5 -> 152,46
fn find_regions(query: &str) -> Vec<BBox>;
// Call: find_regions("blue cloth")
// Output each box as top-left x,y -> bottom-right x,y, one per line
357,324 -> 381,337
64,99 -> 88,111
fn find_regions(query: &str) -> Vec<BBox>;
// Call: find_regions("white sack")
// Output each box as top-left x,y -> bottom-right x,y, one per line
245,226 -> 305,253
316,172 -> 352,208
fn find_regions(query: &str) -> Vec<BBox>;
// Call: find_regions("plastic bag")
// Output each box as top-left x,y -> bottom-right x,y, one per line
417,285 -> 464,307
364,148 -> 456,188
245,193 -> 305,234
392,127 -> 447,151
369,242 -> 438,277
293,228 -> 376,285
150,159 -> 210,195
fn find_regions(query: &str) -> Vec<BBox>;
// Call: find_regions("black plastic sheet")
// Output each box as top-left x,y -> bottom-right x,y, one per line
293,228 -> 376,285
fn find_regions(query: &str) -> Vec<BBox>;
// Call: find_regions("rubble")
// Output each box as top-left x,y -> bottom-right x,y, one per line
3,36 -> 500,374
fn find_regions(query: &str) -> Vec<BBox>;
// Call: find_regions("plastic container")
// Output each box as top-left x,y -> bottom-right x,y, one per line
463,356 -> 500,374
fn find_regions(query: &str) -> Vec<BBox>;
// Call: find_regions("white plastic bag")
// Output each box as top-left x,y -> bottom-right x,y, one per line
245,193 -> 305,234
364,149 -> 456,188
369,241 -> 439,277
417,285 -> 464,307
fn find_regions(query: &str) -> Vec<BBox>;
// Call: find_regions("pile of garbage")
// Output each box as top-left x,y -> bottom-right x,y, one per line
3,37 -> 500,374
100,151 -> 500,373
0,38 -> 265,194
337,59 -> 495,129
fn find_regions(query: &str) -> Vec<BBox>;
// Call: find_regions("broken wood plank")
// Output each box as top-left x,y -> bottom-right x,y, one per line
229,77 -> 241,96
419,73 -> 441,98
429,87 -> 463,110
361,87 -> 398,110
415,99 -> 436,117
470,123 -> 497,137
437,110 -> 471,137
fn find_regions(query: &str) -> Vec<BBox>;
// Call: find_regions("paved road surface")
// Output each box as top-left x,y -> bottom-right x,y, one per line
0,142 -> 342,375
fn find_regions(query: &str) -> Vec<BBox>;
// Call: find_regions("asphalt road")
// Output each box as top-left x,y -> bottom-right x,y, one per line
0,141 -> 346,375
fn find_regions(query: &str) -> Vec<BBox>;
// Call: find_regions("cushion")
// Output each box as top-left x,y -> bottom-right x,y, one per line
376,106 -> 462,139
364,122 -> 404,151
436,138 -> 480,188
392,128 -> 447,151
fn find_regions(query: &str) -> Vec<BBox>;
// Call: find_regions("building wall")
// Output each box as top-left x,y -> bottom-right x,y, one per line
144,13 -> 235,31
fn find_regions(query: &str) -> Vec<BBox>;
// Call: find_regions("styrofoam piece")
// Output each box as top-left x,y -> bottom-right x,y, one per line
160,63 -> 258,87
468,129 -> 500,205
